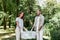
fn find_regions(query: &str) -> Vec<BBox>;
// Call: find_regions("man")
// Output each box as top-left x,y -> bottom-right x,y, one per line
31,9 -> 44,40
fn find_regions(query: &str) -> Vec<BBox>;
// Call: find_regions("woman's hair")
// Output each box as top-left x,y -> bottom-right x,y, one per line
18,11 -> 24,19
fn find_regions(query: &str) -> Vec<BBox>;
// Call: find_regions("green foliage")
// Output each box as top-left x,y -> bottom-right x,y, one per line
0,11 -> 6,25
0,0 -> 60,40
42,0 -> 60,40
0,0 -> 37,29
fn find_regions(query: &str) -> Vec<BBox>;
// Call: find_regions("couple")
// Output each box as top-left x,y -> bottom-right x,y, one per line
15,9 -> 44,40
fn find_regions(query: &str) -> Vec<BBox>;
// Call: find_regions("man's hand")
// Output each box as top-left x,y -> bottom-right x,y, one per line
31,26 -> 35,31
31,28 -> 33,31
38,26 -> 42,31
38,28 -> 41,31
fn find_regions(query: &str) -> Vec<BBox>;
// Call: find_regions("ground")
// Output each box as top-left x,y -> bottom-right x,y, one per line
0,27 -> 49,40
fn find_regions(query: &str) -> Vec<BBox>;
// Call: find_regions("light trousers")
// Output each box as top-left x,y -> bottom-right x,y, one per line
36,27 -> 43,40
15,27 -> 23,40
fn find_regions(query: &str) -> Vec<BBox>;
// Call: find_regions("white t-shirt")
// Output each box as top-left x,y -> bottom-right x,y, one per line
16,17 -> 24,28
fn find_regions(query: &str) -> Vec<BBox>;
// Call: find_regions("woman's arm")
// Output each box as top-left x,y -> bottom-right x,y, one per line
23,27 -> 28,31
16,21 -> 20,28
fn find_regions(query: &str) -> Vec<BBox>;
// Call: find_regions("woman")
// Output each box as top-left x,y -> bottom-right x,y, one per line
15,11 -> 27,40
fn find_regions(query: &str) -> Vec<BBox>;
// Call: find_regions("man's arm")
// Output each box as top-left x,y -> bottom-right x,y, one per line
31,17 -> 36,31
31,22 -> 35,31
38,26 -> 43,31
31,25 -> 35,31
38,16 -> 44,31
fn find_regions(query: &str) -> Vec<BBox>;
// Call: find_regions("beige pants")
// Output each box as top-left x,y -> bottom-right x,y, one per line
36,28 -> 43,40
15,27 -> 23,40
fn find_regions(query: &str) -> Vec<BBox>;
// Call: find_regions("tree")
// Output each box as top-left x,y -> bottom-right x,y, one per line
16,0 -> 20,17
2,0 -> 7,30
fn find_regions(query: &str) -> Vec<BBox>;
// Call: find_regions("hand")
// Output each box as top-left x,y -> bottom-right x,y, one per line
31,26 -> 35,31
38,28 -> 41,31
23,27 -> 28,31
31,29 -> 33,31
38,26 -> 42,31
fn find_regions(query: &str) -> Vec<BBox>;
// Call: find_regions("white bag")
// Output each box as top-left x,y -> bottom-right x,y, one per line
21,31 -> 36,39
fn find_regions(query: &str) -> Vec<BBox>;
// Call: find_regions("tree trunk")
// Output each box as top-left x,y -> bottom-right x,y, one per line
3,17 -> 6,30
9,11 -> 11,28
9,18 -> 11,28
16,0 -> 19,17
2,0 -> 7,30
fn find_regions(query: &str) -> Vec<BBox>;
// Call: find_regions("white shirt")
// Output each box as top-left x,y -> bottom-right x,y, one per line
16,17 -> 24,28
34,14 -> 44,30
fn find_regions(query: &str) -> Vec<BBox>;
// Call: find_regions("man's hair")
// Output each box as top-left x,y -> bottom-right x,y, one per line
38,9 -> 41,12
38,9 -> 42,14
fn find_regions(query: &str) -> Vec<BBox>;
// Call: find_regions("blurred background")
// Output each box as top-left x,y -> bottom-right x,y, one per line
0,0 -> 60,40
